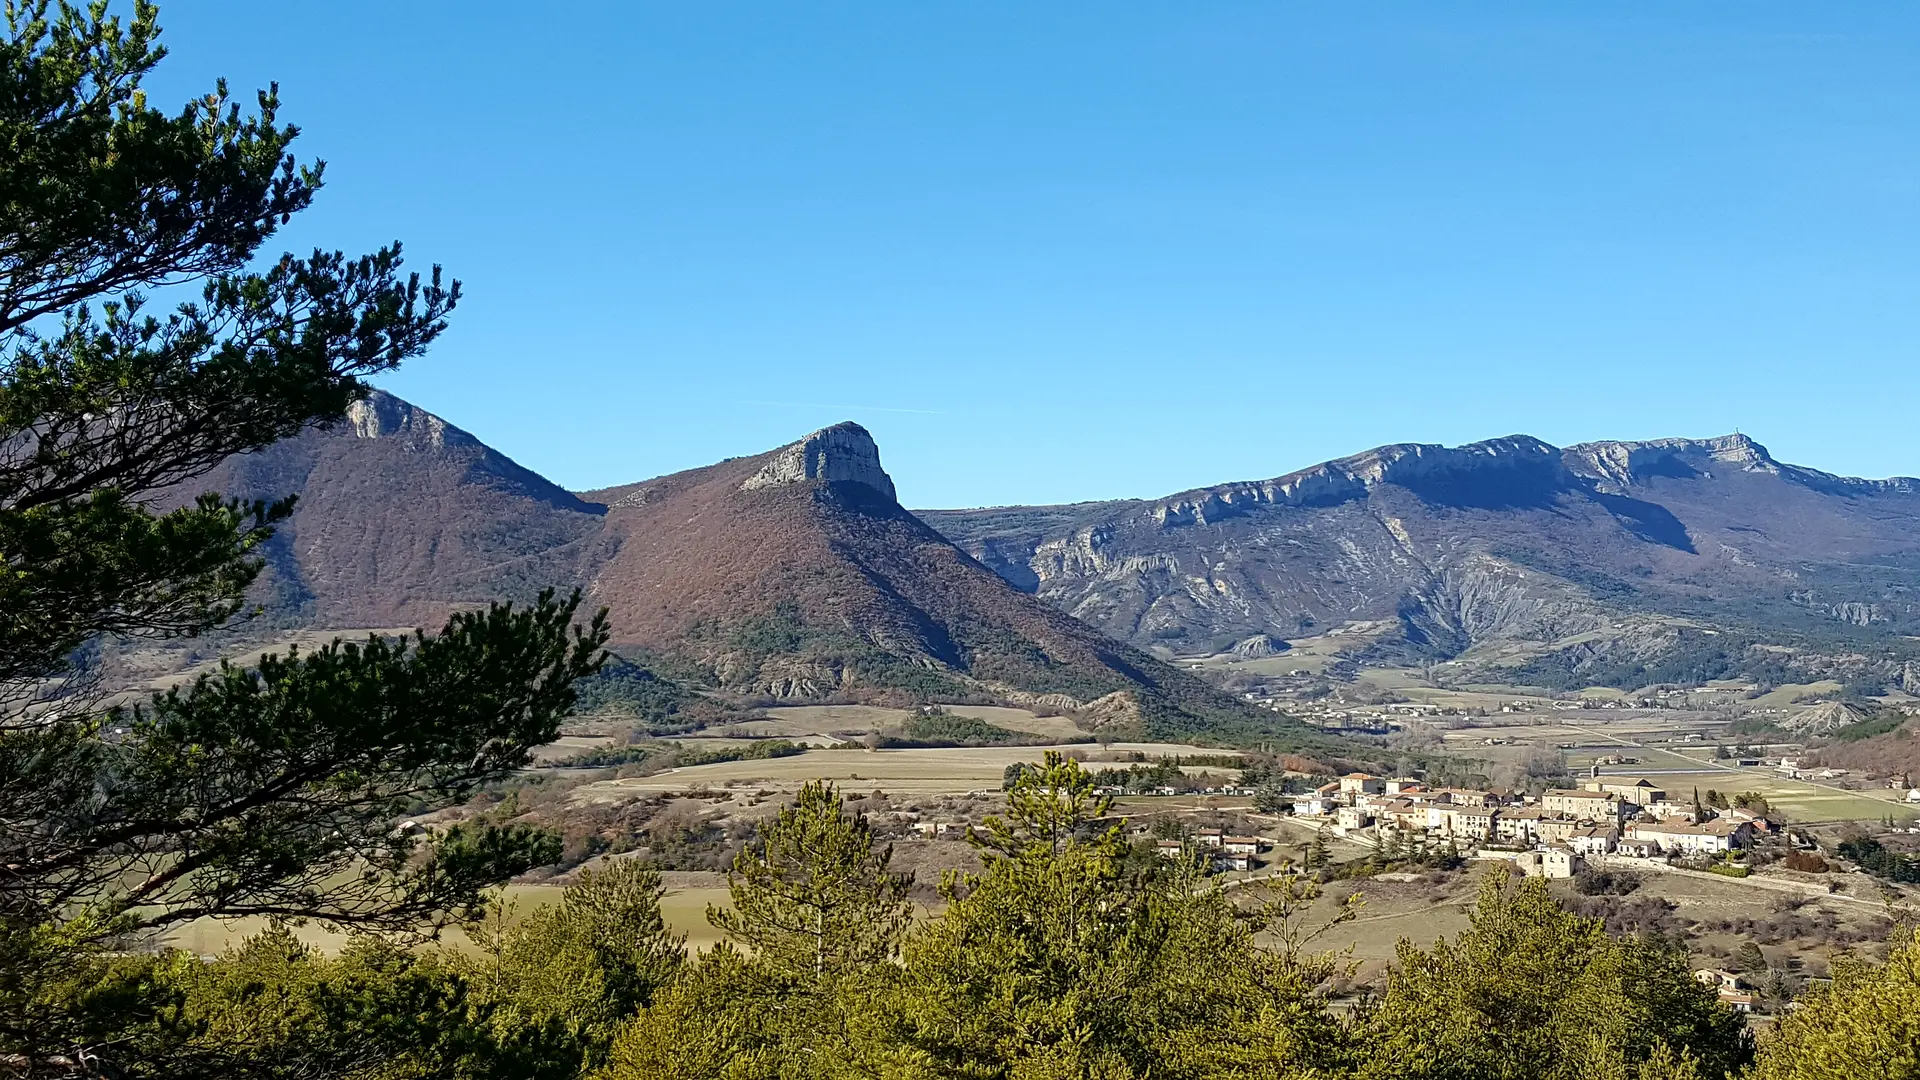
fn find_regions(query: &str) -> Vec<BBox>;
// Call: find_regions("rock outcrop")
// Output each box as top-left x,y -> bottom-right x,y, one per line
1230,634 -> 1286,659
740,422 -> 896,500
1781,701 -> 1865,737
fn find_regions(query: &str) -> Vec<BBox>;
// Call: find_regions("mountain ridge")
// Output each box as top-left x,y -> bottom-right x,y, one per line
196,395 -> 1920,710
188,392 -> 1310,745
920,432 -> 1920,688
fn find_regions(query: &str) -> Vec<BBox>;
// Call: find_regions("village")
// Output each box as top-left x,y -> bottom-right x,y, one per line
891,768 -> 1771,881
1288,770 -> 1769,878
1117,770 -> 1768,881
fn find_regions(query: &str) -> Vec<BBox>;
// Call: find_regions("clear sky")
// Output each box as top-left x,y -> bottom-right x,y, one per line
147,3 -> 1918,508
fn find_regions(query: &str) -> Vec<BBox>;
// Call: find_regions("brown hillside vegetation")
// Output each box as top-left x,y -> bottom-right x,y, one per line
1809,714 -> 1920,781
198,390 -> 605,627
192,393 -> 1302,744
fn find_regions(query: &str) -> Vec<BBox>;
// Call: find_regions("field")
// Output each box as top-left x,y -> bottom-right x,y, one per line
722,703 -> 1089,742
577,742 -> 1242,799
1269,859 -> 1897,985
1607,769 -> 1914,825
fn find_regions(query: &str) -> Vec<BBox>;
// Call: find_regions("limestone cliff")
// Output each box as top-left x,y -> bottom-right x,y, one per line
920,431 -> 1920,665
740,422 -> 896,500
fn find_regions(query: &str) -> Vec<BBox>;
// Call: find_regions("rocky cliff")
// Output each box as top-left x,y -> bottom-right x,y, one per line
921,434 -> 1920,672
740,422 -> 896,500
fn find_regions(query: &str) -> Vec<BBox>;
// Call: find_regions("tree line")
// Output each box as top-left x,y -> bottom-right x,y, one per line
24,755 -> 1919,1079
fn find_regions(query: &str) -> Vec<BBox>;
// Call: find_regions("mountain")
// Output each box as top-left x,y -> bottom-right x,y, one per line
202,391 -> 606,627
190,392 -> 1302,744
921,434 -> 1920,689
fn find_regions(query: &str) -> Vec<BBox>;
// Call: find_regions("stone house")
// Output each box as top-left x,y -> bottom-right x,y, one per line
1541,789 -> 1625,821
1582,777 -> 1665,805
1627,818 -> 1752,855
1568,825 -> 1619,856
1645,800 -> 1699,822
1495,808 -> 1543,843
1513,847 -> 1583,879
1339,773 -> 1385,798
1443,807 -> 1498,840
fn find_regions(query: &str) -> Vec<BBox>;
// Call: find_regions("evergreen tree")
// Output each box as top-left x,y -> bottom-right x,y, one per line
0,4 -> 606,1068
601,782 -> 912,1079
471,859 -> 685,1077
868,754 -> 1347,1079
707,780 -> 914,981
1305,826 -> 1332,871
1356,872 -> 1752,1080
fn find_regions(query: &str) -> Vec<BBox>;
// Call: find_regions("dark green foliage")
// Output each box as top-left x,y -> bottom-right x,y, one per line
872,708 -> 1071,748
1358,873 -> 1752,1080
3,591 -> 602,935
1836,835 -> 1920,884
557,738 -> 804,771
0,5 -> 612,1071
1829,708 -> 1909,742
691,603 -> 973,702
1507,630 -> 1795,692
48,861 -> 686,1080
1,0 -> 457,702
1090,754 -> 1241,793
569,654 -> 700,729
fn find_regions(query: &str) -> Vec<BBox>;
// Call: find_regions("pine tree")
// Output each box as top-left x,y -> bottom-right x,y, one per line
1750,927 -> 1920,1079
1305,825 -> 1332,871
708,780 -> 914,981
1357,872 -> 1752,1080
0,5 -> 606,1068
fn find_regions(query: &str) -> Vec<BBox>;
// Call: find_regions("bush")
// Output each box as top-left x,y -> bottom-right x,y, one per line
1783,850 -> 1829,873
1707,863 -> 1751,878
1571,869 -> 1642,897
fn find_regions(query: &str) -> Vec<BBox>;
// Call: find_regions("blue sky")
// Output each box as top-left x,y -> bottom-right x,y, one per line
148,3 -> 1918,508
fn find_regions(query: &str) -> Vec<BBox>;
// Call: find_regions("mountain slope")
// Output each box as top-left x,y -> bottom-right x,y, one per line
195,391 -> 606,627
191,393 -> 1299,743
921,434 -> 1920,682
576,424 -> 1275,736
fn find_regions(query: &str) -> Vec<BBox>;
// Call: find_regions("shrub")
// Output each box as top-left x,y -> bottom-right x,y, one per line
1782,850 -> 1829,873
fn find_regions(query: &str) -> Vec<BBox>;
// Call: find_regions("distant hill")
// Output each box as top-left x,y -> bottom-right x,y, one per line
921,434 -> 1920,690
191,392 -> 1310,746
